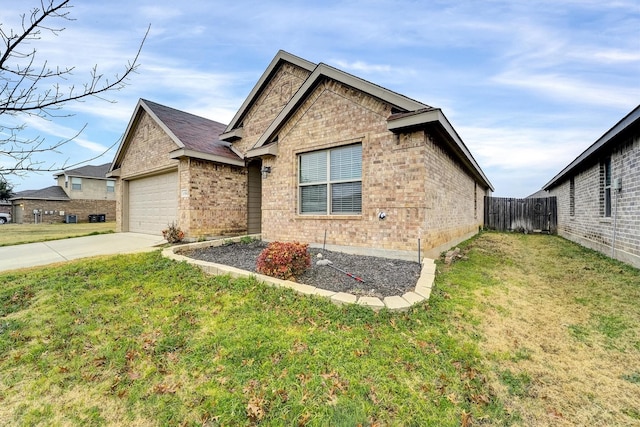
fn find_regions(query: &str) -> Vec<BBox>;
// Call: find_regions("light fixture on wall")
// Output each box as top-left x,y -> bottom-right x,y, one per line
261,166 -> 271,178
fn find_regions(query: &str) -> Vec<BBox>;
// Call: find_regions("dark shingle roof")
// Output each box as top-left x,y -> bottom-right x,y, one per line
10,186 -> 70,201
141,99 -> 239,161
55,163 -> 112,179
543,104 -> 640,190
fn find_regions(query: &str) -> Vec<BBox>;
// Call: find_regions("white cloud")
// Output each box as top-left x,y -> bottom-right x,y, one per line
492,71 -> 639,109
331,60 -> 392,75
20,116 -> 109,154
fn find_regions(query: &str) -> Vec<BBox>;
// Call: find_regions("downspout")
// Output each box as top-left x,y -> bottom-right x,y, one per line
611,178 -> 621,258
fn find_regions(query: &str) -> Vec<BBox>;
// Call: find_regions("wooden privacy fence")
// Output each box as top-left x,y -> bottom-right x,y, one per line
484,196 -> 557,234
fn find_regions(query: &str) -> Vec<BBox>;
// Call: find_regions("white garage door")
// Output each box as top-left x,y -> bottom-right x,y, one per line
128,172 -> 178,235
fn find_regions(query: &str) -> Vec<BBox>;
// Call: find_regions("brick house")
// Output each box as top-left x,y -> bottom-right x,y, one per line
111,51 -> 493,259
10,163 -> 115,224
0,200 -> 10,216
543,105 -> 640,268
107,99 -> 246,237
228,50 -> 493,259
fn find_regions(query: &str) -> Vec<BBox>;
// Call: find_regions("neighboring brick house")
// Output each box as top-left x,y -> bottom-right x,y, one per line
543,104 -> 640,268
111,51 -> 493,259
0,200 -> 10,216
10,163 -> 116,224
108,99 -> 246,237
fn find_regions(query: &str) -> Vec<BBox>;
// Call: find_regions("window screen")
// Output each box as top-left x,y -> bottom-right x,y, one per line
299,144 -> 362,215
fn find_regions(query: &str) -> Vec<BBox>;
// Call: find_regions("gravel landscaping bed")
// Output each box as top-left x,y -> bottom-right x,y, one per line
185,240 -> 421,298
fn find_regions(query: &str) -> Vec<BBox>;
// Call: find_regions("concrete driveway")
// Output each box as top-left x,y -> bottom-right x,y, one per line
0,233 -> 166,273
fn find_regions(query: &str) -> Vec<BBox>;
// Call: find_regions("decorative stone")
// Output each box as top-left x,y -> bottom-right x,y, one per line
383,295 -> 411,312
357,296 -> 385,311
402,292 -> 425,305
331,292 -> 358,305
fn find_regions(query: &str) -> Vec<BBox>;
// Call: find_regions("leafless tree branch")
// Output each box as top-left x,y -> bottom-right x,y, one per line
0,0 -> 149,176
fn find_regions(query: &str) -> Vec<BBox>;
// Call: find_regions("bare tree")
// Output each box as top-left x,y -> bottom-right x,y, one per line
0,0 -> 148,178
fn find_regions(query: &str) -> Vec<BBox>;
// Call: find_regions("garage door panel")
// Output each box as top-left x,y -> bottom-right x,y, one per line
128,172 -> 178,235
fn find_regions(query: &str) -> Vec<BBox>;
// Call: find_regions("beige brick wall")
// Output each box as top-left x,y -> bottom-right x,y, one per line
260,79 -> 485,254
178,158 -> 248,238
114,110 -> 250,239
117,112 -> 180,178
11,199 -> 115,224
114,111 -> 180,232
232,63 -> 311,156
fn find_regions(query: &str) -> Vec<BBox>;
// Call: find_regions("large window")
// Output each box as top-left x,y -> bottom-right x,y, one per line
71,177 -> 82,191
299,144 -> 362,215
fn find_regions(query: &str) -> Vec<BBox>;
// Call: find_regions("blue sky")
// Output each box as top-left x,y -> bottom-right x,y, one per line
3,0 -> 639,196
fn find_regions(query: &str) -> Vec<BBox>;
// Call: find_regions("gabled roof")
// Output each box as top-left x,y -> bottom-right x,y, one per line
10,186 -> 70,201
54,163 -> 112,180
237,51 -> 493,191
248,62 -> 430,150
110,99 -> 243,172
221,50 -> 316,139
543,104 -> 640,190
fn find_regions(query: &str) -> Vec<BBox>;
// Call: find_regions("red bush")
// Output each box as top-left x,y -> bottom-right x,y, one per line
256,241 -> 311,281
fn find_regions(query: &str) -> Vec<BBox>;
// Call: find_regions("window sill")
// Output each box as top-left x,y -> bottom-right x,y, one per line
599,217 -> 612,224
296,214 -> 362,221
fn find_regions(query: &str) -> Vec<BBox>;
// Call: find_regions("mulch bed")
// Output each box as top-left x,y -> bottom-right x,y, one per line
184,240 -> 421,298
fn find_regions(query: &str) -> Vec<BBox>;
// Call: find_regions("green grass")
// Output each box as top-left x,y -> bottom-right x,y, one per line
0,222 -> 115,246
1,231 -> 639,425
0,250 -> 509,426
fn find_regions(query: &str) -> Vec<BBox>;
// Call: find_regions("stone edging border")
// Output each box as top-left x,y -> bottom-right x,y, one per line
161,235 -> 436,312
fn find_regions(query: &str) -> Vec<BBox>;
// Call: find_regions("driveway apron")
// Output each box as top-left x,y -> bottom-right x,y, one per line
0,233 -> 165,273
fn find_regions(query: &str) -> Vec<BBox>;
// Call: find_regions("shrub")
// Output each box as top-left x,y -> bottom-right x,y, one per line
162,222 -> 184,244
256,241 -> 311,281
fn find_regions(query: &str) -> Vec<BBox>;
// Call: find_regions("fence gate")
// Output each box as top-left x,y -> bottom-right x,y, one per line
484,197 -> 557,234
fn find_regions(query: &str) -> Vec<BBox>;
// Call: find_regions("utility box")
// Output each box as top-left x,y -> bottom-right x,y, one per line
613,177 -> 622,190
88,214 -> 106,223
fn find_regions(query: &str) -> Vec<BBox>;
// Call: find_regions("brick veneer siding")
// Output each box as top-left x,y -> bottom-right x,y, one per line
232,63 -> 311,155
114,110 -> 180,232
548,134 -> 640,268
114,109 -> 249,239
11,199 -> 115,224
178,158 -> 248,237
257,79 -> 486,256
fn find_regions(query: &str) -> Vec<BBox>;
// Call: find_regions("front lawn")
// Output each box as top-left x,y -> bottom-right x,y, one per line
1,232 -> 638,425
0,222 -> 115,247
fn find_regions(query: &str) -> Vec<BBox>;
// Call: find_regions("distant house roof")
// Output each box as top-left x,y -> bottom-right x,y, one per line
10,186 -> 70,201
110,99 -> 243,173
54,163 -> 112,180
527,189 -> 550,199
543,104 -> 640,190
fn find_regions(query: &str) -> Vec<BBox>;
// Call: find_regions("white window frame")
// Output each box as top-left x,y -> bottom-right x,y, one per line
298,144 -> 362,215
71,177 -> 82,191
106,180 -> 115,193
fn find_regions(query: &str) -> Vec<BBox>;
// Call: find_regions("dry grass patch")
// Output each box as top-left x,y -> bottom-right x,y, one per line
462,233 -> 640,426
0,222 -> 114,246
